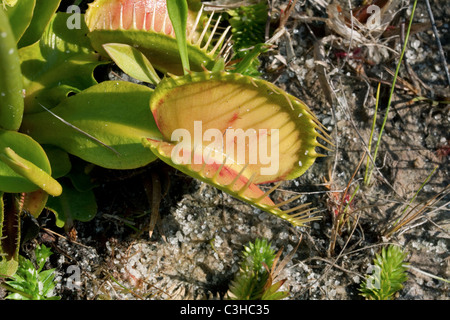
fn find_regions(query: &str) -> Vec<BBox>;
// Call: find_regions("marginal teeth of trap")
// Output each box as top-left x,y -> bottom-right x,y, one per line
195,10 -> 214,46
210,25 -> 231,56
155,139 -> 325,227
188,4 -> 204,42
203,14 -> 222,50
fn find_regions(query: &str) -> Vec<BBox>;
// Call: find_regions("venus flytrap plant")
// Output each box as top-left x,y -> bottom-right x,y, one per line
0,193 -> 21,276
0,1 -> 104,274
85,0 -> 231,75
92,0 -> 331,226
2,0 -> 35,45
1,4 -> 68,275
19,11 -> 106,113
17,0 -> 61,49
1,0 -> 330,281
21,80 -> 161,170
0,147 -> 62,196
142,70 -> 331,227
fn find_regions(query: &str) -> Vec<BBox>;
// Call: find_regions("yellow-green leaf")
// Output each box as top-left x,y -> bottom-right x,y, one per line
103,43 -> 161,84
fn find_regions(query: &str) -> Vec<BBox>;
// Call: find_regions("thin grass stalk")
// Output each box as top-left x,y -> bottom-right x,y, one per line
366,0 -> 419,185
384,185 -> 449,238
397,165 -> 438,220
388,165 -> 439,236
406,264 -> 450,284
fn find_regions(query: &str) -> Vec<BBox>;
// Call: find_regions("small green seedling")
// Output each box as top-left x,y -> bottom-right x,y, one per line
228,238 -> 289,300
359,245 -> 409,300
1,244 -> 60,300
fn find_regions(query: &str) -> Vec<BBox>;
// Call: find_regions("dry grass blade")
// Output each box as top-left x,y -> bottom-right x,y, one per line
143,172 -> 166,241
279,0 -> 299,30
271,235 -> 302,281
384,185 -> 450,238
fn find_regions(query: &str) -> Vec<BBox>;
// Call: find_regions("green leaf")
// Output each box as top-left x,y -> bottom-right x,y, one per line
34,244 -> 52,272
21,189 -> 48,218
232,43 -> 269,76
0,147 -> 62,196
21,81 -> 161,170
3,0 -> 35,43
0,8 -> 24,131
102,43 -> 161,84
46,179 -> 97,228
17,0 -> 61,48
42,145 -> 71,179
0,129 -> 53,193
143,71 -> 326,227
19,12 -> 105,113
166,0 -> 190,74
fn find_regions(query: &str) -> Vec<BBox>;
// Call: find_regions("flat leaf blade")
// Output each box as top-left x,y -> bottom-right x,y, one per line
0,129 -> 52,193
0,147 -> 62,196
0,8 -> 24,130
19,12 -> 105,113
103,43 -> 161,84
17,0 -> 61,48
166,0 -> 190,74
3,0 -> 35,43
46,179 -> 97,228
21,81 -> 161,170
